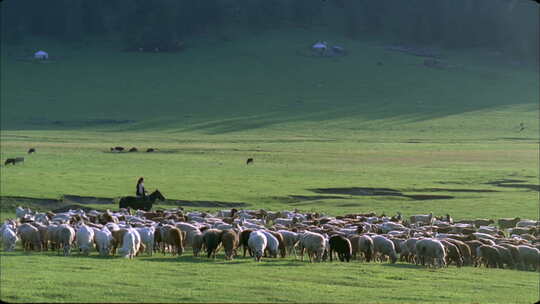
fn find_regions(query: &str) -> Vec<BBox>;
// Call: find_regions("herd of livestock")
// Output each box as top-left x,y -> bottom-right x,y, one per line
2,206 -> 539,271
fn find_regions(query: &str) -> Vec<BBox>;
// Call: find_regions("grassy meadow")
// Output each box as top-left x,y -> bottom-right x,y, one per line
0,29 -> 539,303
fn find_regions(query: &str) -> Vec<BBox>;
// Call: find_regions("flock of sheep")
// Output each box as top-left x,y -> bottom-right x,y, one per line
2,206 -> 539,271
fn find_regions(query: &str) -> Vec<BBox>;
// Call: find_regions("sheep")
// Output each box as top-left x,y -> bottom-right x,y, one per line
76,224 -> 95,255
476,245 -> 502,268
372,235 -> 397,264
409,212 -> 434,226
278,230 -> 300,257
400,238 -> 420,263
516,220 -> 539,228
135,226 -> 155,255
221,229 -> 239,260
94,226 -> 113,256
189,230 -> 204,257
2,227 -> 18,251
118,229 -> 142,259
298,231 -> 326,263
165,227 -> 184,256
57,224 -> 76,256
111,229 -> 128,255
517,245 -> 540,271
492,245 -> 515,269
328,234 -> 352,262
500,243 -> 524,270
18,223 -> 41,251
248,230 -> 267,262
202,229 -> 223,259
473,219 -> 494,228
498,217 -> 521,230
415,238 -> 446,268
445,239 -> 473,266
239,229 -> 254,257
358,235 -> 375,262
260,230 -> 279,258
269,231 -> 287,258
440,239 -> 463,267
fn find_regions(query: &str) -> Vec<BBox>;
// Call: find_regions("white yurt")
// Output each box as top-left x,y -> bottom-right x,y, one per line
34,50 -> 49,60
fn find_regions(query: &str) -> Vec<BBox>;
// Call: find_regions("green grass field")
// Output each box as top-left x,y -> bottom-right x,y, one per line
1,29 -> 539,303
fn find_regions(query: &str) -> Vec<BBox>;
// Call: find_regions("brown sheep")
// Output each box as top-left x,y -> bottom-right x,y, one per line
445,238 -> 473,266
348,235 -> 361,260
165,227 -> 184,256
239,229 -> 254,257
202,229 -> 223,259
111,229 -> 128,255
440,240 -> 463,267
221,230 -> 239,260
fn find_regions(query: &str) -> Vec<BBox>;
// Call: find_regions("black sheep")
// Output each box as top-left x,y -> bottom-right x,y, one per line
329,235 -> 352,262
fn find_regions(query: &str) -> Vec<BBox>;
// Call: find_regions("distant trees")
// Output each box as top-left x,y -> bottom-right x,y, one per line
1,0 -> 537,61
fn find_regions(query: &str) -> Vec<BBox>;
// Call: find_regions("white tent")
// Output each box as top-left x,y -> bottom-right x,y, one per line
34,50 -> 49,60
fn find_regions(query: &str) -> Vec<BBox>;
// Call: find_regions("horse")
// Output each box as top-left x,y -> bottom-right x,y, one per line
119,189 -> 165,211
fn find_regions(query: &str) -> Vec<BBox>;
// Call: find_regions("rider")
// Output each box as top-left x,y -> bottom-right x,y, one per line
136,177 -> 147,199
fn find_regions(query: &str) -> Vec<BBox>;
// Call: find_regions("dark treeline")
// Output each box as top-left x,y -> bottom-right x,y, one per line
2,0 -> 538,60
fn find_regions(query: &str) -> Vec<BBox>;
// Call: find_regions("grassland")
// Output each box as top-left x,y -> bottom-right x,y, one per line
0,29 -> 539,303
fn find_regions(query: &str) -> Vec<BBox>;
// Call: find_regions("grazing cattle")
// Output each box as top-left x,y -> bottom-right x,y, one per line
128,147 -> 138,152
111,146 -> 125,152
119,190 -> 165,211
246,158 -> 254,165
4,158 -> 15,166
28,148 -> 36,154
146,148 -> 155,152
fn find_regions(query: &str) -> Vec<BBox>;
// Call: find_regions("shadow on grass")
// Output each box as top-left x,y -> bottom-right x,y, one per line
380,263 -> 424,269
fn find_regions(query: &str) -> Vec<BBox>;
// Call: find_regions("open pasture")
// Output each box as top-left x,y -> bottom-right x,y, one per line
1,29 -> 539,303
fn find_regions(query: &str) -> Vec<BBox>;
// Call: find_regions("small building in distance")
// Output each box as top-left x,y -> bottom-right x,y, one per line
34,50 -> 48,60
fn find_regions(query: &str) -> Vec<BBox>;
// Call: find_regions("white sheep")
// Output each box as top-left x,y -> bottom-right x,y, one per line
94,226 -> 113,256
76,224 -> 95,255
58,224 -> 76,256
135,226 -> 155,255
415,238 -> 446,268
248,230 -> 267,262
118,228 -> 141,259
260,230 -> 279,258
2,227 -> 18,251
372,235 -> 397,263
410,212 -> 434,226
298,231 -> 326,263
516,220 -> 539,228
358,235 -> 375,262
278,230 -> 300,257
